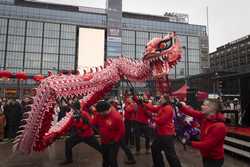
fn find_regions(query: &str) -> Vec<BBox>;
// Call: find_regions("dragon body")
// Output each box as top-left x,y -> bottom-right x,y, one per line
14,32 -> 185,154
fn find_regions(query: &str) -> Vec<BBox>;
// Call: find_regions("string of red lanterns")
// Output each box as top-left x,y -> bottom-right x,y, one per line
0,69 -> 78,82
0,70 -> 45,82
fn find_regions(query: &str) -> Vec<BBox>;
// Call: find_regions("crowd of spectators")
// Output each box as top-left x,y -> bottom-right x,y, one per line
0,96 -> 38,141
0,93 -> 244,143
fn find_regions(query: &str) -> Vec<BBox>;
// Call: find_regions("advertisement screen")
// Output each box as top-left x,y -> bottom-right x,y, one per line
77,27 -> 105,73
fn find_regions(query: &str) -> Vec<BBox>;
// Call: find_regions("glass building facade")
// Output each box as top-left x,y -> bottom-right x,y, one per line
0,19 -> 76,74
0,0 -> 208,97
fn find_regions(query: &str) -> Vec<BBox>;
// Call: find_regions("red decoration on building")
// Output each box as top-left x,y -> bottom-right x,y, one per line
0,70 -> 12,78
33,74 -> 45,82
16,71 -> 28,80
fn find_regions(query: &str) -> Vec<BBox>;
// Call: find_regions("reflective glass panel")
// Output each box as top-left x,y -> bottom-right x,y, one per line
7,35 -> 25,52
8,19 -> 25,36
0,34 -> 6,50
25,52 -> 41,69
0,51 -> 4,67
0,18 -> 7,34
44,23 -> 60,38
27,21 -> 43,37
6,51 -> 23,68
25,37 -> 42,53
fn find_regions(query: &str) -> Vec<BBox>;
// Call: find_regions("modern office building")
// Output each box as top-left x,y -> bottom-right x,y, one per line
210,35 -> 250,73
0,0 -> 208,97
209,34 -> 250,95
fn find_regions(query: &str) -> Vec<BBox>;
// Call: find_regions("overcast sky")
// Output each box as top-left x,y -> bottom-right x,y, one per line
38,0 -> 250,53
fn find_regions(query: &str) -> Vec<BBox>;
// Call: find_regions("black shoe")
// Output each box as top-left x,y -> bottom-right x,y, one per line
59,160 -> 73,165
124,160 -> 136,165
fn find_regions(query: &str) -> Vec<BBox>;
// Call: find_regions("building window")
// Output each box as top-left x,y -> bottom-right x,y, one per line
44,23 -> 60,38
0,34 -> 6,50
0,18 -> 8,34
43,38 -> 59,54
61,24 -> 76,40
25,37 -> 42,53
42,53 -> 58,70
178,35 -> 187,48
107,41 -> 121,57
26,21 -> 43,37
136,31 -> 149,45
122,30 -> 135,44
7,35 -> 25,52
60,39 -> 75,55
188,36 -> 199,49
175,61 -> 185,78
0,0 -> 15,4
188,49 -> 200,63
149,32 -> 162,39
122,44 -> 135,59
189,62 -> 200,75
6,51 -> 23,69
24,53 -> 41,69
0,51 -> 4,68
24,68 -> 41,75
136,45 -> 145,59
59,54 -> 75,70
8,19 -> 25,36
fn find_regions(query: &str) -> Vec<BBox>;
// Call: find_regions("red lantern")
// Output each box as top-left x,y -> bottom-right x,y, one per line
33,74 -> 45,82
0,70 -> 12,78
16,71 -> 28,80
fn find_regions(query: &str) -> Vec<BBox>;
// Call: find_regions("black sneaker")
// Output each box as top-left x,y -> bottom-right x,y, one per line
124,160 -> 136,165
59,160 -> 73,165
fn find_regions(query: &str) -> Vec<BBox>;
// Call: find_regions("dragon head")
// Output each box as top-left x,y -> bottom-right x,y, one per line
143,32 -> 182,78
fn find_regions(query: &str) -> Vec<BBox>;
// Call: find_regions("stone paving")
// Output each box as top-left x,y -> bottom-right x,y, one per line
0,140 -> 249,167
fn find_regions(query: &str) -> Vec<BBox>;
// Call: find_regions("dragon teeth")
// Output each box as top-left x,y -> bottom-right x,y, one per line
159,56 -> 164,62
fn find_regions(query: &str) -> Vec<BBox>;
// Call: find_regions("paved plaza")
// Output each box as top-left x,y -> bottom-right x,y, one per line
0,140 -> 248,167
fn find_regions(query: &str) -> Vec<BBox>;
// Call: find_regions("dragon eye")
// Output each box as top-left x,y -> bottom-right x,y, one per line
159,43 -> 166,49
157,38 -> 173,51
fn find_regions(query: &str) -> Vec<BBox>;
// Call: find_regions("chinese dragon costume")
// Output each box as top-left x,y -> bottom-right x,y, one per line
13,32 -> 199,154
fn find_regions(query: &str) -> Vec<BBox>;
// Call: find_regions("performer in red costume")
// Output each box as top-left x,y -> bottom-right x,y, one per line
60,100 -> 102,165
93,100 -> 125,167
110,99 -> 136,165
178,99 -> 226,167
123,97 -> 136,145
133,94 -> 152,154
144,95 -> 182,167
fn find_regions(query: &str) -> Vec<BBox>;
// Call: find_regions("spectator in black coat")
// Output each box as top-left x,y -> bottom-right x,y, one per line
4,99 -> 22,139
